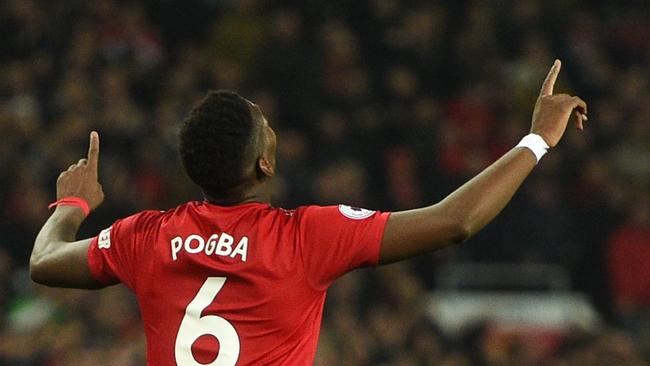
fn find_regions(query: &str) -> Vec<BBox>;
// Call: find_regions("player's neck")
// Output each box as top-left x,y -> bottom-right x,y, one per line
204,183 -> 271,206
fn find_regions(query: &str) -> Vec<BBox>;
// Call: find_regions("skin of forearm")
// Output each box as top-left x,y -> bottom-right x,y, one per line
380,147 -> 537,264
438,147 -> 536,239
31,206 -> 85,267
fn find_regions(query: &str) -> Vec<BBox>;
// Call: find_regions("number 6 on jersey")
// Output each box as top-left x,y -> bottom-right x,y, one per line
175,277 -> 240,365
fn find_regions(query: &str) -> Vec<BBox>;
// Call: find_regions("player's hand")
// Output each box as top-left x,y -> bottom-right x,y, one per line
56,131 -> 105,211
530,59 -> 588,148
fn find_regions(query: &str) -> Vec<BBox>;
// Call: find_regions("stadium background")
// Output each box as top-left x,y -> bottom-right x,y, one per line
1,0 -> 649,364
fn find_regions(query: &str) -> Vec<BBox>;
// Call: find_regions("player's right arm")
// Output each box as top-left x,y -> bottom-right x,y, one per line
379,60 -> 588,264
30,132 -> 155,290
30,132 -> 106,288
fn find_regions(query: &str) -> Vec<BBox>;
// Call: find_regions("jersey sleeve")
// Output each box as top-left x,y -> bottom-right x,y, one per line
297,205 -> 390,290
86,210 -> 162,290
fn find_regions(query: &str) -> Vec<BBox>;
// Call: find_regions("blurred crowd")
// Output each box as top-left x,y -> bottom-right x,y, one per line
0,0 -> 649,365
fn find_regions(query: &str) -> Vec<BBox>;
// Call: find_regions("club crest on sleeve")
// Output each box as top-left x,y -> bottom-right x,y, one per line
338,205 -> 375,220
98,226 -> 112,249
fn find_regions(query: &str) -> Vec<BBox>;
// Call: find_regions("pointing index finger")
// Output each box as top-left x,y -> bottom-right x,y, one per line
540,59 -> 561,97
87,131 -> 100,176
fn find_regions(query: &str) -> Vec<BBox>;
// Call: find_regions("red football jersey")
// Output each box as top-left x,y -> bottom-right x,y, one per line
87,201 -> 389,365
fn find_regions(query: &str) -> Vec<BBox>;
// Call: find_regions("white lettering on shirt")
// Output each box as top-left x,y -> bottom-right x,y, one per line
205,234 -> 218,255
170,232 -> 249,262
171,236 -> 183,261
215,233 -> 234,256
185,234 -> 204,254
231,237 -> 248,262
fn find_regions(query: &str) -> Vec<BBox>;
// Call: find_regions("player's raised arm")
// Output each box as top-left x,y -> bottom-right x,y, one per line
30,132 -> 106,288
379,60 -> 588,264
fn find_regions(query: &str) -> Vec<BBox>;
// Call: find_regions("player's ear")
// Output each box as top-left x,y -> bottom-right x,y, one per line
257,156 -> 274,179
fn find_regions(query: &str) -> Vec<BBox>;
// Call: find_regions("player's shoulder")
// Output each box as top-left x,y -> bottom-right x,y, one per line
295,204 -> 378,220
113,208 -> 168,231
165,200 -> 288,220
113,203 -> 211,236
115,202 -> 206,228
157,201 -> 378,224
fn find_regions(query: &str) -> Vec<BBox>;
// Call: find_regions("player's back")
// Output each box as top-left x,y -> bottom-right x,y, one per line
87,201 -> 389,365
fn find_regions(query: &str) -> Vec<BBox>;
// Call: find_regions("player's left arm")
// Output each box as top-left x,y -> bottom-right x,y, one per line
379,60 -> 587,264
30,132 -> 106,289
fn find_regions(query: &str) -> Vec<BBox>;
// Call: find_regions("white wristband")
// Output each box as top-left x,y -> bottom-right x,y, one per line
516,133 -> 549,163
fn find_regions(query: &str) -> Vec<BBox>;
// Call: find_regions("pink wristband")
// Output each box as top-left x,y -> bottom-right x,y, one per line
48,197 -> 91,217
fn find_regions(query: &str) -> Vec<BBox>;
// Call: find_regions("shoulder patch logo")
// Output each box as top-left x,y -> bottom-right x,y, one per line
280,208 -> 295,217
338,205 -> 375,220
98,226 -> 112,249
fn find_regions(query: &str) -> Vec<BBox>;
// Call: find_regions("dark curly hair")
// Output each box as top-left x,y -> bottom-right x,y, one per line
179,90 -> 257,198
